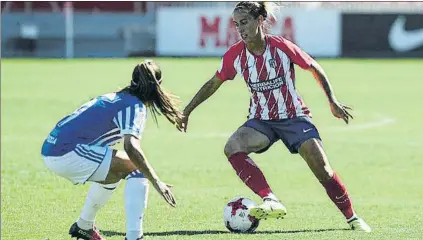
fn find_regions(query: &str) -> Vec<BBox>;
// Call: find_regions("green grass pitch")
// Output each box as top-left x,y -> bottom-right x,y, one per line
1,58 -> 422,240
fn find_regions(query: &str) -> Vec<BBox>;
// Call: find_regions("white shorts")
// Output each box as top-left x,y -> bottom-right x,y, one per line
42,144 -> 113,185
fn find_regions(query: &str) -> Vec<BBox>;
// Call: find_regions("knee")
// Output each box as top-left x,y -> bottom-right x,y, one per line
224,138 -> 242,158
100,173 -> 123,184
100,180 -> 121,189
318,167 -> 334,182
309,160 -> 334,182
109,166 -> 136,182
113,167 -> 135,181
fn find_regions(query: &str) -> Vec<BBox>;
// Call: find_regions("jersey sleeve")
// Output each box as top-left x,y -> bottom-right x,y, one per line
215,50 -> 237,81
113,102 -> 147,138
277,37 -> 314,70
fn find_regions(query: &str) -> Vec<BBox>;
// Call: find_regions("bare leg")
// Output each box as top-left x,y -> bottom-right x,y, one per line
224,127 -> 287,219
76,150 -> 131,231
298,138 -> 354,219
99,150 -> 138,184
298,138 -> 372,232
78,150 -> 148,240
224,127 -> 273,198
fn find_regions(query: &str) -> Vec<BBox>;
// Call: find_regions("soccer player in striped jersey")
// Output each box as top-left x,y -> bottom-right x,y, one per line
41,60 -> 182,240
179,1 -> 371,232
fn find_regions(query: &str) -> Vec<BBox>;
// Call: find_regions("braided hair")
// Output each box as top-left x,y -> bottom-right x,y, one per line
122,60 -> 183,129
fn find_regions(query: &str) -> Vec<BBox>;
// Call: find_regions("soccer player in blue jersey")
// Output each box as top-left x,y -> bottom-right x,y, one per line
41,60 -> 182,240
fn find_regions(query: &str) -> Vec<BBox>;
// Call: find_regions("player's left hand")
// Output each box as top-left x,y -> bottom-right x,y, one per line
330,101 -> 354,124
153,180 -> 177,207
175,113 -> 188,132
178,113 -> 189,132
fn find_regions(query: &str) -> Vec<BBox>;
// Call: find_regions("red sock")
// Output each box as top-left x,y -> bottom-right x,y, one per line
228,152 -> 272,198
321,172 -> 354,219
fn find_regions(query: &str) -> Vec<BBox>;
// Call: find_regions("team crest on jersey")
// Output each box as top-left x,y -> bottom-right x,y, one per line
269,59 -> 276,68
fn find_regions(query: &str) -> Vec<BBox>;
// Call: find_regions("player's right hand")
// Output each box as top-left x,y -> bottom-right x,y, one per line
152,180 -> 176,207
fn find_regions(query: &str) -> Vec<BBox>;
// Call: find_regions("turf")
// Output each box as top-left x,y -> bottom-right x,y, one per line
1,58 -> 422,240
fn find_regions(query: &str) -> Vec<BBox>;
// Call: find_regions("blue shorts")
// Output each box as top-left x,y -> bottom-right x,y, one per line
242,117 -> 321,154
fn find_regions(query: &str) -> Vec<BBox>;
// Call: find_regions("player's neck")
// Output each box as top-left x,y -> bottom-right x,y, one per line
246,33 -> 266,56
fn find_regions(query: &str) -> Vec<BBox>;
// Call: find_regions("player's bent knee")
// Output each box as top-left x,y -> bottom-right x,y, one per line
223,141 -> 237,157
318,164 -> 334,181
224,138 -> 244,157
323,167 -> 334,180
224,128 -> 270,157
101,172 -> 122,184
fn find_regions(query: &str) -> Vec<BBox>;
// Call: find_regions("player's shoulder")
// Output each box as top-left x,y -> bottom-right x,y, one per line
118,92 -> 147,119
222,40 -> 244,60
110,92 -> 144,108
267,35 -> 295,49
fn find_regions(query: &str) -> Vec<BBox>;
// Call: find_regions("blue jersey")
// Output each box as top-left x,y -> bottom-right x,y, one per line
41,92 -> 147,157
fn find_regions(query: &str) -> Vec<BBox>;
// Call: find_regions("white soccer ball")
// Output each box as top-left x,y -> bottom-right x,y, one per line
223,197 -> 260,233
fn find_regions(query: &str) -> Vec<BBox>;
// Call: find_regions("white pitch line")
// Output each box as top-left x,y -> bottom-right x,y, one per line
182,115 -> 397,137
3,115 -> 397,142
326,117 -> 396,132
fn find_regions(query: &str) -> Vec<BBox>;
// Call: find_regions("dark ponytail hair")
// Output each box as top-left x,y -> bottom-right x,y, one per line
122,60 -> 183,129
234,1 -> 277,23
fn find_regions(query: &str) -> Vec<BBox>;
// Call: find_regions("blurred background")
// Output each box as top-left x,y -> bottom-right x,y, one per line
2,1 -> 423,59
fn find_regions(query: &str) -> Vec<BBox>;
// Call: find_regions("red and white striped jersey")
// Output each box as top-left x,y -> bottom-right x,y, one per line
216,35 -> 313,120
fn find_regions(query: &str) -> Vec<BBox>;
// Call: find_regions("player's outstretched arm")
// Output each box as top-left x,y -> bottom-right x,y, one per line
309,61 -> 354,124
309,61 -> 336,103
180,75 -> 224,131
123,135 -> 176,207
